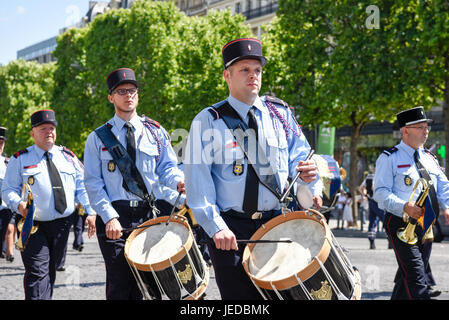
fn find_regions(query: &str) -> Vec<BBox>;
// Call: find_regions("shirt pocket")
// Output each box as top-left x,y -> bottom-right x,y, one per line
265,136 -> 288,176
140,144 -> 159,173
58,164 -> 76,193
100,150 -> 120,177
395,167 -> 416,193
22,167 -> 42,191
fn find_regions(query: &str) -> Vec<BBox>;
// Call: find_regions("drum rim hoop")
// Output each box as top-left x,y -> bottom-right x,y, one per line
124,215 -> 194,271
242,209 -> 331,291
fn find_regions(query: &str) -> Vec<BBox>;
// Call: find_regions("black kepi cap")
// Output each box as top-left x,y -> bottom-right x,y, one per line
106,68 -> 138,93
31,109 -> 58,128
396,106 -> 433,128
222,38 -> 266,69
0,127 -> 6,140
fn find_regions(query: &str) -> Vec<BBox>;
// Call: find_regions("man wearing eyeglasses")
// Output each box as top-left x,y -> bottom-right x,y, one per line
373,106 -> 449,300
83,68 -> 185,300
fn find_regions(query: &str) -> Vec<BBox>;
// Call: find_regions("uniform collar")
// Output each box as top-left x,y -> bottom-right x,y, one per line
399,140 -> 423,159
227,94 -> 267,120
113,114 -> 142,132
34,144 -> 58,159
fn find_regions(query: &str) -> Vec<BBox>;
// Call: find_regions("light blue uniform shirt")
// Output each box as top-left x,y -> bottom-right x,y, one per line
373,140 -> 449,218
0,155 -> 8,210
184,95 -> 320,237
2,145 -> 94,221
83,114 -> 183,224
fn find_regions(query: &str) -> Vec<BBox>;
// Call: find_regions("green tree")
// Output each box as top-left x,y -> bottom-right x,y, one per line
52,27 -> 91,156
411,0 -> 449,172
264,0 -> 427,224
0,60 -> 55,155
52,0 -> 252,158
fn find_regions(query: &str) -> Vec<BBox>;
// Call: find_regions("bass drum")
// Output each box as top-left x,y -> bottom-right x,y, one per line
124,215 -> 209,300
242,210 -> 361,300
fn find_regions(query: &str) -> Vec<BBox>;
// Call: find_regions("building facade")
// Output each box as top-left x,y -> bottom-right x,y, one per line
17,1 -> 109,64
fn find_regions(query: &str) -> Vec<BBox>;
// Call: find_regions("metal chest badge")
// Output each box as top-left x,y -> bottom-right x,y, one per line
233,160 -> 244,176
27,176 -> 34,185
404,175 -> 412,186
108,160 -> 116,172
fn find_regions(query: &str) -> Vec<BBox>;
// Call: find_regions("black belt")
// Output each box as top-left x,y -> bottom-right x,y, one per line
112,200 -> 151,208
221,209 -> 282,220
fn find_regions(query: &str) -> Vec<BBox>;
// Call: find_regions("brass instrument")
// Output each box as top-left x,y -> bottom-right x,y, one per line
339,167 -> 347,181
397,178 -> 429,245
16,183 -> 37,251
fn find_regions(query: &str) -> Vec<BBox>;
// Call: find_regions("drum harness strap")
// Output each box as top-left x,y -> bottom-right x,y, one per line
95,123 -> 159,215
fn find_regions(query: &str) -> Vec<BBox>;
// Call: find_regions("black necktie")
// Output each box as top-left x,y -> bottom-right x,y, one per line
45,151 -> 66,214
414,150 -> 439,217
122,122 -> 136,192
242,107 -> 259,214
124,122 -> 136,163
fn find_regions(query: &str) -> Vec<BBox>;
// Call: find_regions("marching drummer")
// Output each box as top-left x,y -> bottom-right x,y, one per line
83,68 -> 185,300
184,38 -> 320,299
1,110 -> 95,300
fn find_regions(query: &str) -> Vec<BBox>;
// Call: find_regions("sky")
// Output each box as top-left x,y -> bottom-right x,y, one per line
0,0 -> 90,66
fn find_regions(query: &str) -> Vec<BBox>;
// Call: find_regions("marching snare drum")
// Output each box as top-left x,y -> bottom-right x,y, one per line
124,215 -> 209,300
242,210 -> 361,300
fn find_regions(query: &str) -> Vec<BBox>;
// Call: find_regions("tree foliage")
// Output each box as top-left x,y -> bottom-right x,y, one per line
263,0 -> 429,223
0,60 -> 55,155
50,1 -> 251,157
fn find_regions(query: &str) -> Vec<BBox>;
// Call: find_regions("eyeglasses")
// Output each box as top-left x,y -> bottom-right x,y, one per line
113,88 -> 138,96
406,125 -> 431,132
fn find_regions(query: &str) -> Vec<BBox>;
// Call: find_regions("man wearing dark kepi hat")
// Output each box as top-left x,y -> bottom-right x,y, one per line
184,38 -> 322,299
374,106 -> 449,300
2,109 -> 95,300
83,68 -> 185,300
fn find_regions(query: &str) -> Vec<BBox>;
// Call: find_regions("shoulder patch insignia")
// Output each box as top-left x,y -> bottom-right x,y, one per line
208,107 -> 220,120
143,115 -> 161,128
13,148 -> 28,158
382,146 -> 398,156
62,146 -> 75,157
263,95 -> 289,108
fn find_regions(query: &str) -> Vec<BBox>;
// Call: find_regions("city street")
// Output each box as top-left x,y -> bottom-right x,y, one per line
1,219 -> 448,302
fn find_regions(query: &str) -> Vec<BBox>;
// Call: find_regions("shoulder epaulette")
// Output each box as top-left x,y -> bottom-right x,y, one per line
424,149 -> 437,160
143,116 -> 161,128
264,95 -> 289,108
13,148 -> 28,158
62,146 -> 75,157
207,107 -> 220,120
382,146 -> 398,156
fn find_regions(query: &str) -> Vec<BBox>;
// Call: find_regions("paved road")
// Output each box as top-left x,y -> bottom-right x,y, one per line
1,219 -> 448,301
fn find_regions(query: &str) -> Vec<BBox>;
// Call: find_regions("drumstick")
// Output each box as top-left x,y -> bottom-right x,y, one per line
166,191 -> 183,226
280,149 -> 315,203
96,224 -> 161,238
237,238 -> 292,244
199,238 -> 292,245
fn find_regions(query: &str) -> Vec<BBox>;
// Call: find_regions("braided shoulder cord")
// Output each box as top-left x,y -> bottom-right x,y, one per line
142,119 -> 170,161
265,101 -> 302,140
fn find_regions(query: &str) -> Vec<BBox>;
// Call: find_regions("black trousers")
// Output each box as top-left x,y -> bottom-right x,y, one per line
0,208 -> 13,253
385,213 -> 432,300
21,216 -> 72,300
96,202 -> 152,300
207,212 -> 274,300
